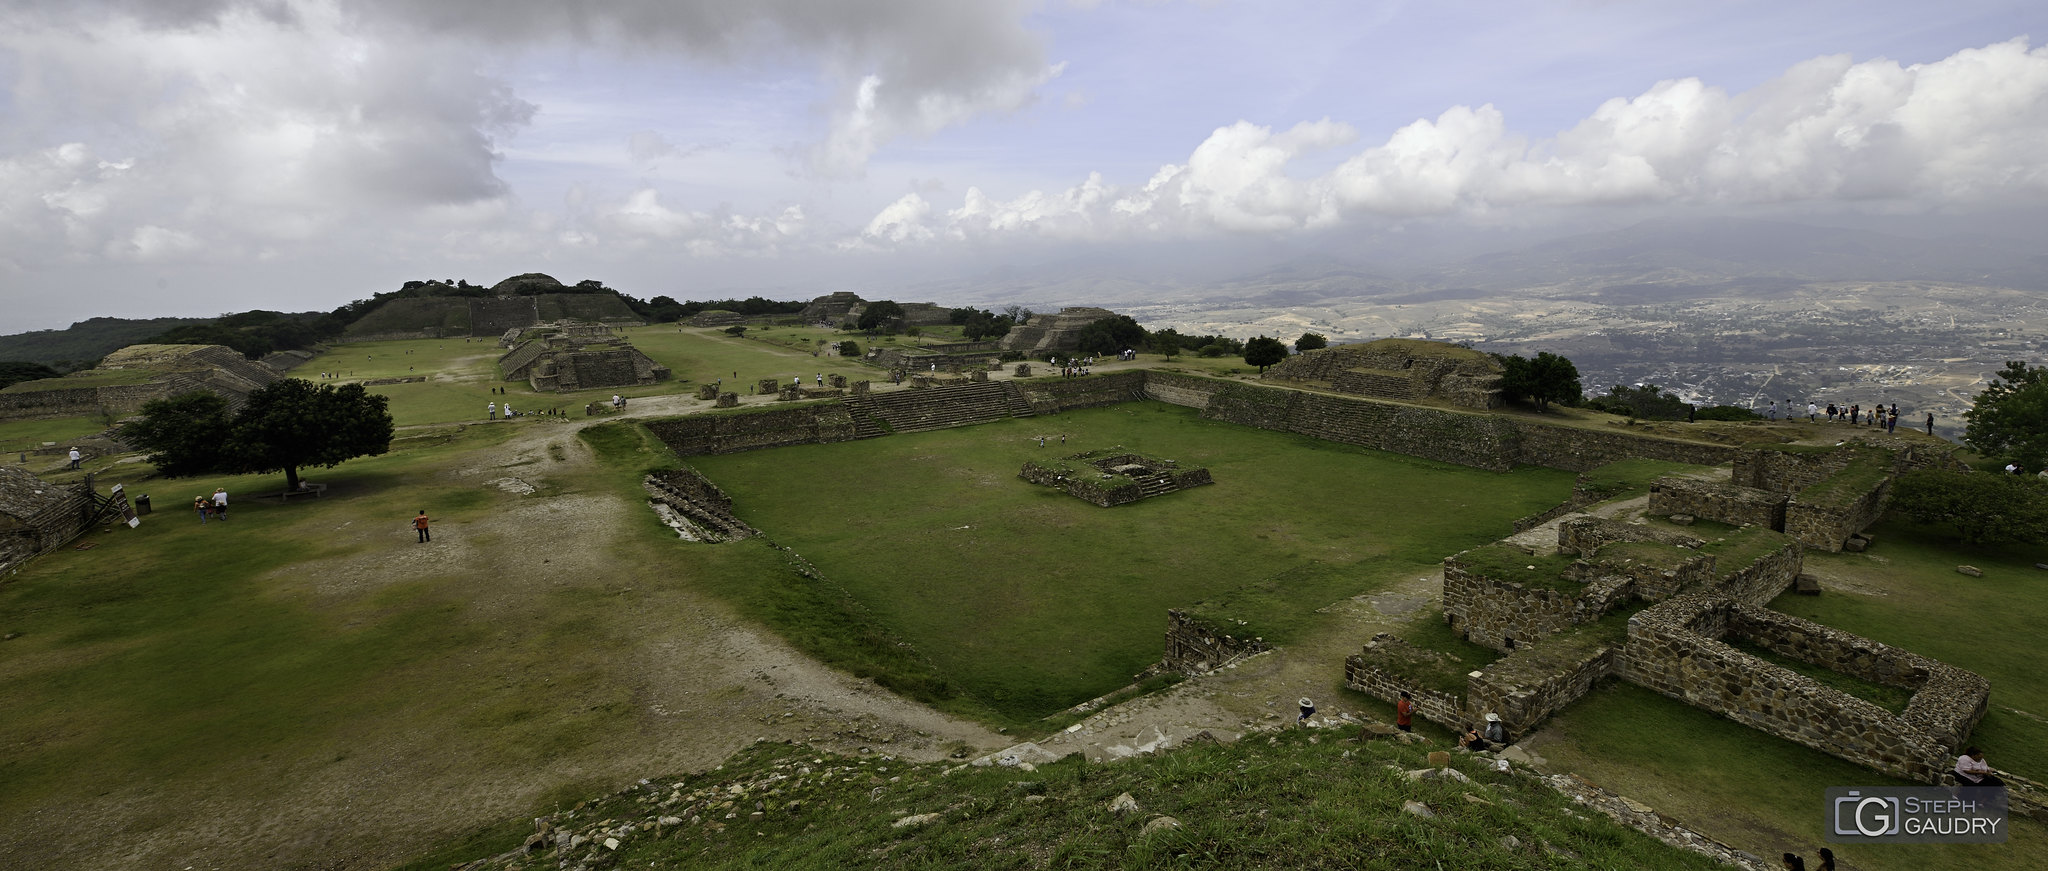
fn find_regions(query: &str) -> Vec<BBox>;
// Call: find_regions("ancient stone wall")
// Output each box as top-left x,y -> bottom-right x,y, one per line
1441,559 -> 1582,651
1622,594 -> 1985,782
1785,476 -> 1891,553
1138,371 -> 1222,410
1343,634 -> 1467,727
1647,478 -> 1787,529
1160,609 -> 1271,675
1015,371 -> 1148,414
1732,448 -> 1851,494
0,468 -> 96,578
1556,517 -> 1705,557
1706,536 -> 1802,607
1508,421 -> 1740,472
498,339 -> 551,380
643,469 -> 757,542
1467,637 -> 1617,735
645,403 -> 863,455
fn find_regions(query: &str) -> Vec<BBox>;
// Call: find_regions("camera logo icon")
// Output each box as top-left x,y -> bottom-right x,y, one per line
1833,790 -> 1901,838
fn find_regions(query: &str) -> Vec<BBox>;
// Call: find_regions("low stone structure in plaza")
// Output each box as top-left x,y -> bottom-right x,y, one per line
1020,448 -> 1212,507
498,329 -> 669,393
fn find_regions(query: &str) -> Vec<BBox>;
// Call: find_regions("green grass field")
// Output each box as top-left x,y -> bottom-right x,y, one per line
0,414 -> 106,452
687,401 -> 1575,725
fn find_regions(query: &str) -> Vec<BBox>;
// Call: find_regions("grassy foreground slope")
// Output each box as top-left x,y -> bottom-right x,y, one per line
419,728 -> 1731,871
689,401 -> 1574,725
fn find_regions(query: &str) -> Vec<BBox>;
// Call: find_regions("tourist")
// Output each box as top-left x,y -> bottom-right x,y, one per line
1767,400 -> 1777,420
1926,412 -> 1935,435
413,510 -> 431,543
67,447 -> 80,470
1483,712 -> 1507,746
194,496 -> 211,525
1825,403 -> 1837,422
1395,691 -> 1414,732
1886,408 -> 1898,434
1849,404 -> 1859,426
487,401 -> 497,420
212,487 -> 228,521
503,402 -> 513,418
1807,401 -> 1818,421
1781,853 -> 1806,871
1297,697 -> 1315,728
1817,848 -> 1836,870
1955,746 -> 2004,787
816,373 -> 824,386
1460,723 -> 1490,752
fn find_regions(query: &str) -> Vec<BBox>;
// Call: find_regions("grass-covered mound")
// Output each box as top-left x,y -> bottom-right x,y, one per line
685,401 -> 1574,726
412,728 -> 1732,871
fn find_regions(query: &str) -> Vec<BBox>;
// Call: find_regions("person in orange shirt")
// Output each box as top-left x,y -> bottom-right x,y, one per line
1395,691 -> 1414,732
413,510 -> 431,543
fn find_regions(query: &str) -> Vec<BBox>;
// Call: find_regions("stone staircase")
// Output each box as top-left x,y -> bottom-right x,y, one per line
842,382 -> 1023,434
1134,472 -> 1178,497
642,472 -> 757,542
1001,382 -> 1038,418
1335,368 -> 1419,400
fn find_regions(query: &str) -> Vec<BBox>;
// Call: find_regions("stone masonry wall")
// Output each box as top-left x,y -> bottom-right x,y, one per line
1467,638 -> 1617,736
1647,478 -> 1788,529
1161,608 -> 1270,675
1441,559 -> 1581,651
645,403 -> 862,456
1508,421 -> 1740,473
1732,448 -> 1852,494
1344,634 -> 1467,728
1621,594 -> 1975,782
1707,536 -> 1802,607
1785,476 -> 1890,553
1556,517 -> 1705,557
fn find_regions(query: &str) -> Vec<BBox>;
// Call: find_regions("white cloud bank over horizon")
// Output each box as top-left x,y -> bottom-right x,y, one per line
1,0 -> 2046,331
864,38 -> 2048,246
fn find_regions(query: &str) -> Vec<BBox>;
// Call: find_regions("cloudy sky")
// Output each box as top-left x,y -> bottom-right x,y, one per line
3,0 -> 2046,331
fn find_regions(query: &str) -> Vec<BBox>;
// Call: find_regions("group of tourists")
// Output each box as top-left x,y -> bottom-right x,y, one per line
1762,398 -> 1923,433
192,488 -> 228,524
487,400 -> 514,419
1053,356 -> 1093,377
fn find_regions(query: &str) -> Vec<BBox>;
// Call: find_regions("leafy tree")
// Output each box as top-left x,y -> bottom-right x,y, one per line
1890,469 -> 2048,545
723,325 -> 747,337
227,380 -> 394,491
1694,405 -> 1762,421
0,361 -> 61,390
1585,383 -> 1689,420
1243,335 -> 1288,372
961,310 -> 1016,341
1964,361 -> 2048,472
1002,305 -> 1034,325
1493,351 -> 1583,412
838,340 -> 861,357
1076,316 -> 1147,356
857,300 -> 905,333
121,391 -> 233,478
1295,333 -> 1328,352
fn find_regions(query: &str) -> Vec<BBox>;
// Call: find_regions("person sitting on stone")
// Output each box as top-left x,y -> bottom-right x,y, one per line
1460,724 -> 1490,752
1482,712 -> 1507,746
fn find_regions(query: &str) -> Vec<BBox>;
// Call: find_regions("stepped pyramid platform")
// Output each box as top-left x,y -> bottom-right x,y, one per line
1019,448 -> 1213,507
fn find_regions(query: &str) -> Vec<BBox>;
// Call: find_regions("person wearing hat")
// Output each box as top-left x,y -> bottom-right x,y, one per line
67,447 -> 81,469
1297,697 -> 1315,727
1483,712 -> 1507,746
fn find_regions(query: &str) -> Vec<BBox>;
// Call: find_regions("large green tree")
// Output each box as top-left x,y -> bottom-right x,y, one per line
122,380 -> 393,491
229,380 -> 394,491
1076,316 -> 1148,356
1243,335 -> 1288,373
1964,361 -> 2048,471
1494,351 -> 1583,412
856,300 -> 905,333
1889,469 -> 2048,545
121,391 -> 233,478
1294,333 -> 1329,352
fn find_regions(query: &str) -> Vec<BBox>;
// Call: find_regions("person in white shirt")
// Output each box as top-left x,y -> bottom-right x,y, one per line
212,488 -> 228,521
1955,747 -> 2004,787
67,447 -> 81,469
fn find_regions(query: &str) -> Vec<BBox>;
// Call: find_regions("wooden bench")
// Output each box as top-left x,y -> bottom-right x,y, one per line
279,483 -> 328,501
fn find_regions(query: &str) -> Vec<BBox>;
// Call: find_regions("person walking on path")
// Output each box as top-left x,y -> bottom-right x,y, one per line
413,510 -> 431,543
195,496 -> 212,525
67,447 -> 81,469
212,487 -> 228,521
488,401 -> 497,420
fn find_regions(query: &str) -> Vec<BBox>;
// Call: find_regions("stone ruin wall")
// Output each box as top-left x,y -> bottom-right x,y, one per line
1019,457 -> 1213,507
1466,639 -> 1618,736
1507,420 -> 1740,473
543,348 -> 667,392
1705,536 -> 1803,607
1160,609 -> 1271,675
497,340 -> 551,379
1785,476 -> 1891,553
645,403 -> 861,456
1441,559 -> 1584,652
1014,371 -> 1149,414
0,470 -> 96,578
1556,516 -> 1704,557
1621,593 -> 1985,782
1647,478 -> 1787,529
643,469 -> 757,542
1342,633 -> 1468,727
1730,606 -> 1988,752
